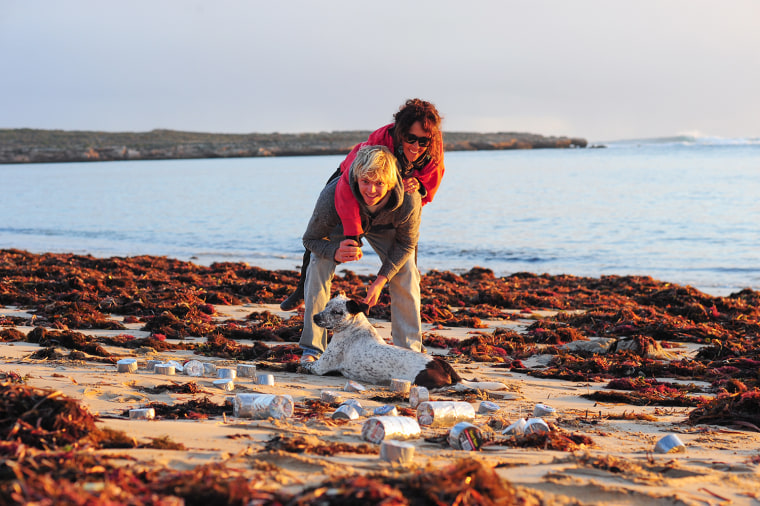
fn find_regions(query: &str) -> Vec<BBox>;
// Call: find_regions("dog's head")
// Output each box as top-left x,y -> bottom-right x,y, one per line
313,293 -> 370,330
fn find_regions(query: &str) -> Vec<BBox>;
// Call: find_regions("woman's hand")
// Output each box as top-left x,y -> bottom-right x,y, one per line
403,177 -> 420,194
334,239 -> 362,263
364,275 -> 388,308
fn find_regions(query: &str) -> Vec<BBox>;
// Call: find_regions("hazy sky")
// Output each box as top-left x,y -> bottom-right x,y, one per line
2,0 -> 759,142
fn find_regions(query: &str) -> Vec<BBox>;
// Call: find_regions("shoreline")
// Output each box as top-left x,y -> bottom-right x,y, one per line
0,128 -> 588,164
1,249 -> 759,503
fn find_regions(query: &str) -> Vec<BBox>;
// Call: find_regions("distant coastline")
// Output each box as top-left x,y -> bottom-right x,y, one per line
0,128 -> 588,164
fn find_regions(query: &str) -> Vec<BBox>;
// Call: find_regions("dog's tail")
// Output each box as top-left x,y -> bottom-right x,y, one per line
455,379 -> 508,391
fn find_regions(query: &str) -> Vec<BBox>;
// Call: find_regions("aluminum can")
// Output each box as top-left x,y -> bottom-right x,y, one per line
332,403 -> 361,420
129,408 -> 155,420
344,381 -> 366,392
320,390 -> 344,404
166,360 -> 184,373
478,401 -> 500,415
523,417 -> 550,434
213,378 -> 235,391
654,434 -> 686,454
256,374 -> 275,386
417,401 -> 475,427
183,360 -> 205,377
409,386 -> 429,408
533,403 -> 556,417
154,364 -> 175,375
237,363 -> 257,378
116,358 -> 138,373
234,393 -> 294,419
362,416 -> 421,443
448,422 -> 484,451
373,404 -> 399,416
389,378 -> 411,394
217,367 -> 236,379
502,418 -> 527,436
380,440 -> 415,463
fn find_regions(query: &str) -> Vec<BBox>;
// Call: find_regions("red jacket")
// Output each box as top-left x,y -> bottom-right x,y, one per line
334,123 -> 444,237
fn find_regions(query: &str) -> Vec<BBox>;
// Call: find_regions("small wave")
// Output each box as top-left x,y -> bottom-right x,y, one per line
603,135 -> 760,148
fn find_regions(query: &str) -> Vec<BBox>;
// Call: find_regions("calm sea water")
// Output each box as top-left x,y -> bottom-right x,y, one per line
1,136 -> 759,297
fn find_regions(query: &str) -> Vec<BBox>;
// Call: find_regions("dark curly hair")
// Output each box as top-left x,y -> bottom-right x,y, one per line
392,99 -> 443,166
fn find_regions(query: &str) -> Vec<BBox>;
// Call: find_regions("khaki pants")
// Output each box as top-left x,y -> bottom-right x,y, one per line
299,228 -> 422,355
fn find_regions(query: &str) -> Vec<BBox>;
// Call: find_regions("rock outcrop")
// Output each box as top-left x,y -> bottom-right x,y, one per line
0,128 -> 587,164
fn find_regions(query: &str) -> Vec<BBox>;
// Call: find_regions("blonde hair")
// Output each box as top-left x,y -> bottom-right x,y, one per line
351,145 -> 398,188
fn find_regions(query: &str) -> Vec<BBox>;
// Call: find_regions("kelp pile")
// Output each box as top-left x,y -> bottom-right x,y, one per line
2,249 -> 760,419
0,381 -> 139,451
0,446 -> 522,505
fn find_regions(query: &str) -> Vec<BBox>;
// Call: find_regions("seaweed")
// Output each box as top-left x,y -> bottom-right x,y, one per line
263,434 -> 377,456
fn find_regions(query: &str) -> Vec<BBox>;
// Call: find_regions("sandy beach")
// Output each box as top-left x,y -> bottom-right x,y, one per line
1,250 -> 759,505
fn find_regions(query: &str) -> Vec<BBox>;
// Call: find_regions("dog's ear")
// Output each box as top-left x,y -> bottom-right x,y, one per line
346,299 -> 370,316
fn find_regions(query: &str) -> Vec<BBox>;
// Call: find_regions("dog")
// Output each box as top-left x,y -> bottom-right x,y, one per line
301,294 -> 507,390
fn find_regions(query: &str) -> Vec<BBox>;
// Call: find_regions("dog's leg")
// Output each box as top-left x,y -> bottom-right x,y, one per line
303,343 -> 344,376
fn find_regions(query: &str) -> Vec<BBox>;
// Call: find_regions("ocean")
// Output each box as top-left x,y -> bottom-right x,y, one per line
1,135 -> 758,297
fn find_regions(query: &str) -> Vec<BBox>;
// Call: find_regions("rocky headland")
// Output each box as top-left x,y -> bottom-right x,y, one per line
0,128 -> 587,164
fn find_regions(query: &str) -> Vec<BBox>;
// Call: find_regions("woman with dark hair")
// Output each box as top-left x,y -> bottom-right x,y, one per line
280,98 -> 445,311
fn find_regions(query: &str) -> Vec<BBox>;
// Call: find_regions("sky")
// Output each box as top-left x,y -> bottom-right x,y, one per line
2,0 -> 759,143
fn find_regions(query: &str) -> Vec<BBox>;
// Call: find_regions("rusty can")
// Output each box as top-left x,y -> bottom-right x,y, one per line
373,404 -> 399,416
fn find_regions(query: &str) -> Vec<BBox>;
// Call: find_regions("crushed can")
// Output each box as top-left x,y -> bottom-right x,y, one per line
344,380 -> 366,392
373,404 -> 399,416
533,403 -> 556,417
523,417 -> 550,434
654,434 -> 686,454
502,418 -> 528,436
213,378 -> 235,391
478,401 -> 500,415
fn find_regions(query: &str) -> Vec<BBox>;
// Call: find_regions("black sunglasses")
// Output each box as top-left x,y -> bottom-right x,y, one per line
403,133 -> 431,147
